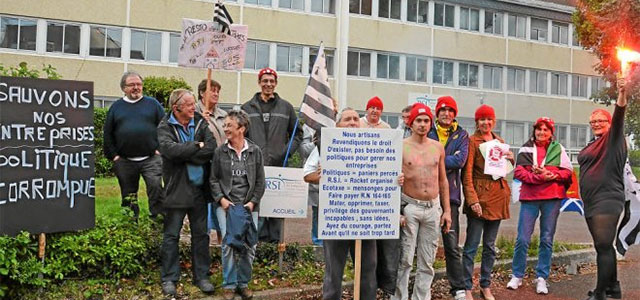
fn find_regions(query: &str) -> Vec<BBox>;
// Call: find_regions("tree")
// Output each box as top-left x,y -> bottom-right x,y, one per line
573,0 -> 640,147
0,61 -> 61,79
142,76 -> 192,109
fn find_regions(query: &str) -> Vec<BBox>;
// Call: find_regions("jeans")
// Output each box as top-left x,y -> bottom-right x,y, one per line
312,206 -> 322,246
207,202 -> 221,232
511,200 -> 561,279
216,206 -> 259,289
322,239 -> 377,300
161,198 -> 209,282
442,204 -> 465,295
113,155 -> 164,216
392,196 -> 441,300
462,215 -> 501,290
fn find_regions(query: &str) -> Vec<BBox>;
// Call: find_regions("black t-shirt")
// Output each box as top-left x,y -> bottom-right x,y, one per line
578,105 -> 627,217
258,96 -> 277,124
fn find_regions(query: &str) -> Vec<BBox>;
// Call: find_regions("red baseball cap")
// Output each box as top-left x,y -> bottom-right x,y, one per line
258,68 -> 278,80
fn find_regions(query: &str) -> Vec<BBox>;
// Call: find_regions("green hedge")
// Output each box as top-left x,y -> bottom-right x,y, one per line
629,150 -> 640,167
93,107 -> 112,177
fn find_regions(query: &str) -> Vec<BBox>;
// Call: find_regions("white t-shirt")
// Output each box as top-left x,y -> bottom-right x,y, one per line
303,147 -> 320,176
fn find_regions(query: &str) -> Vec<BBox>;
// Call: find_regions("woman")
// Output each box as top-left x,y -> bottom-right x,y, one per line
507,117 -> 572,295
210,109 -> 265,300
462,104 -> 513,300
578,78 -> 628,300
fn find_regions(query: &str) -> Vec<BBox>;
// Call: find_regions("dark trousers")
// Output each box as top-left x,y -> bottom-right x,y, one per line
113,155 -> 164,216
322,239 -> 377,300
462,215 -> 501,290
161,199 -> 210,282
442,204 -> 465,295
376,239 -> 400,295
258,216 -> 283,243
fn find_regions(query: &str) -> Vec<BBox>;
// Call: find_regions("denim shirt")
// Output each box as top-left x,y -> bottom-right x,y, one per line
168,113 -> 204,186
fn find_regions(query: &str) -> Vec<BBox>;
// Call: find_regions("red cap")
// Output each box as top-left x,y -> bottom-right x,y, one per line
366,96 -> 384,111
591,108 -> 612,123
475,104 -> 496,121
436,96 -> 458,117
258,68 -> 278,80
408,103 -> 433,127
534,117 -> 555,134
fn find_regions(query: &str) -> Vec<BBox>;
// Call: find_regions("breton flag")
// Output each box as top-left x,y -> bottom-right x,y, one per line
300,43 -> 337,133
213,0 -> 233,35
616,160 -> 640,256
560,170 -> 584,215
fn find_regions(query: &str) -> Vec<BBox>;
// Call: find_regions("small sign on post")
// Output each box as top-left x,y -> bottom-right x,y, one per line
259,166 -> 308,218
178,18 -> 248,70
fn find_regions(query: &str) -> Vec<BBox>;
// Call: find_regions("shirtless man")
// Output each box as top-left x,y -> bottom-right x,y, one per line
392,103 -> 451,300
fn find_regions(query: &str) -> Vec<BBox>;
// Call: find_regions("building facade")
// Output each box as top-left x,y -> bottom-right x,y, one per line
0,0 -> 607,159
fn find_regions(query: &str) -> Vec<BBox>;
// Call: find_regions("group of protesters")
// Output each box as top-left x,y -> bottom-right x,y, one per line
104,66 -> 630,300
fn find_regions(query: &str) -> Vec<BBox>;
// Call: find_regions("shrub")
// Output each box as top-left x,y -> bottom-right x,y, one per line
93,107 -> 112,177
143,76 -> 192,109
629,150 -> 640,167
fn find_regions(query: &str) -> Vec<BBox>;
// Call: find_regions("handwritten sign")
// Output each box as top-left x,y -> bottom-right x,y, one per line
178,18 -> 248,70
0,77 -> 95,236
318,128 -> 402,240
259,167 -> 308,218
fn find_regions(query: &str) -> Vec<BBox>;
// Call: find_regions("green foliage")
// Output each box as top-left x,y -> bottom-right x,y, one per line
629,150 -> 640,166
143,76 -> 192,109
93,107 -> 113,177
0,62 -> 61,79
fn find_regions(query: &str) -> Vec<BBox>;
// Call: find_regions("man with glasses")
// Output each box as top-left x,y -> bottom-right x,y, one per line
241,67 -> 302,243
104,71 -> 165,220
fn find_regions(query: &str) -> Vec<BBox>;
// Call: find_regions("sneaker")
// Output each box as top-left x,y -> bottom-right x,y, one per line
536,277 -> 549,294
161,281 -> 177,296
506,276 -> 522,290
195,279 -> 215,294
222,288 -> 236,300
238,287 -> 253,300
454,290 -> 467,300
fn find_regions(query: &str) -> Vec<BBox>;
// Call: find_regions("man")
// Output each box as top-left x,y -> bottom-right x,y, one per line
360,96 -> 391,129
397,105 -> 413,138
103,71 -> 165,219
241,67 -> 302,243
304,108 -> 379,300
427,96 -> 469,300
196,79 -> 228,245
392,103 -> 451,300
157,89 -> 216,296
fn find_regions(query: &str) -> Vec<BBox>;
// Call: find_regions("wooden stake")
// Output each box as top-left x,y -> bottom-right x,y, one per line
354,239 -> 362,300
38,233 -> 46,259
205,68 -> 213,112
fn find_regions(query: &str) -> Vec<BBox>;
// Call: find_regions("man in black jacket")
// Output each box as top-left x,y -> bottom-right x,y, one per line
157,89 -> 216,296
241,67 -> 302,243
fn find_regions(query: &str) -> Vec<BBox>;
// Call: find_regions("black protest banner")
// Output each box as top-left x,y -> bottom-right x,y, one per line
0,76 -> 95,236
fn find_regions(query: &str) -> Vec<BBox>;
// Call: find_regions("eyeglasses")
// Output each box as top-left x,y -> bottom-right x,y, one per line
589,119 -> 609,125
125,83 -> 143,88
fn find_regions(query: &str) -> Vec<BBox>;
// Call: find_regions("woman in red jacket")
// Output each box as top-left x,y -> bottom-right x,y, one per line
507,117 -> 572,295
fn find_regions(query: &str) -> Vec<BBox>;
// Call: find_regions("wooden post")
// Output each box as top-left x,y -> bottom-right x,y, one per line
277,220 -> 286,273
205,68 -> 213,112
38,233 -> 46,259
353,239 -> 362,300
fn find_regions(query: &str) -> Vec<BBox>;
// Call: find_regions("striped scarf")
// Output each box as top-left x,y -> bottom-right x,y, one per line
516,139 -> 572,170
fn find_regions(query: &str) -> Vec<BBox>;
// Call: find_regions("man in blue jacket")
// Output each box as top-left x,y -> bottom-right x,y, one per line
427,96 -> 469,300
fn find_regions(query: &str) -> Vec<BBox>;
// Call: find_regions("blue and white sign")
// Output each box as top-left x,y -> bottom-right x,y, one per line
259,167 -> 308,218
408,92 -> 442,110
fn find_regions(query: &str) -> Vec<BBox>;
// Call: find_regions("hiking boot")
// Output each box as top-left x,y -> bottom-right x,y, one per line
221,289 -> 236,300
238,287 -> 253,300
195,279 -> 215,294
161,281 -> 176,296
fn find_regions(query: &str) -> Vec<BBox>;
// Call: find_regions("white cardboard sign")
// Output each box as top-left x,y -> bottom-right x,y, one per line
178,18 -> 248,70
259,167 -> 308,218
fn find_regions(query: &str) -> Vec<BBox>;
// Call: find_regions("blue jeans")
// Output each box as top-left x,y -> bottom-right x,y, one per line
311,206 -> 322,246
511,200 -> 561,279
207,202 -> 221,232
462,216 -> 501,289
216,206 -> 259,290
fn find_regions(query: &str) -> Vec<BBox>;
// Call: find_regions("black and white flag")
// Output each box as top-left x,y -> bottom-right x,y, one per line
213,0 -> 233,35
300,44 -> 336,133
616,159 -> 640,256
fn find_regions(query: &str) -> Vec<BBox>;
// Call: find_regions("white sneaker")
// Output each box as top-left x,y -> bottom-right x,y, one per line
536,277 -> 549,294
454,290 -> 466,300
506,276 -> 522,290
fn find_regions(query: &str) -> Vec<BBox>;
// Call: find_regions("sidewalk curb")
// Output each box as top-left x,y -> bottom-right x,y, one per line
198,248 -> 595,300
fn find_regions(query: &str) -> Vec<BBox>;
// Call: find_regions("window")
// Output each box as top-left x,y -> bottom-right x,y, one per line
572,28 -> 581,47
434,3 -> 454,28
483,65 -> 502,90
407,0 -> 428,24
89,26 -> 122,57
379,0 -> 401,20
507,67 -> 525,92
46,22 -> 80,54
244,41 -> 270,70
550,73 -> 568,95
457,117 -> 476,135
347,50 -> 371,77
508,14 -> 526,39
169,33 -> 180,63
279,0 -> 304,10
460,7 -> 480,32
0,17 -> 37,50
350,0 -> 372,15
530,18 -> 548,42
405,56 -> 428,82
484,11 -> 503,35
244,0 -> 272,6
530,70 -> 547,94
505,122 -> 525,146
309,47 -> 334,76
432,59 -> 453,85
572,75 -> 588,98
591,77 -> 607,96
130,30 -> 161,61
551,22 -> 568,45
458,63 -> 479,87
375,53 -> 400,79
311,0 -> 335,13
381,115 -> 400,128
276,44 -> 303,73
556,124 -> 569,147
570,126 -> 588,148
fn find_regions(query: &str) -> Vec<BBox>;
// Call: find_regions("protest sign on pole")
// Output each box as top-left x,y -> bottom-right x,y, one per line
259,166 -> 308,218
178,18 -> 248,70
318,128 -> 402,240
0,77 -> 95,236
